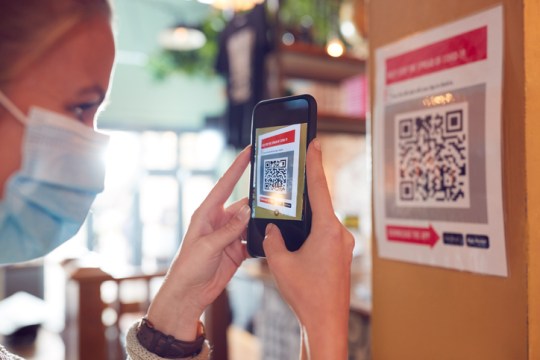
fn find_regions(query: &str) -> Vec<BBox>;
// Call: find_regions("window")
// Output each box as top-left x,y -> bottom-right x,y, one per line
48,130 -> 226,272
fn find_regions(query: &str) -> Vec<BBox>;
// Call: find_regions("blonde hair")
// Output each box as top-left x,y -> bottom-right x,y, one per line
0,0 -> 112,84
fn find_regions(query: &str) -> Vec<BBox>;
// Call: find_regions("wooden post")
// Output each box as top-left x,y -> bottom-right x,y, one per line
205,289 -> 231,360
66,267 -> 112,360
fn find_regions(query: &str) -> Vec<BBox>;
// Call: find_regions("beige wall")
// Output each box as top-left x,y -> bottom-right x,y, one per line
369,0 -> 534,358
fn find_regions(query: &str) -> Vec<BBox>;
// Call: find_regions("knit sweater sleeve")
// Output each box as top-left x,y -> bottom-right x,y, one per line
0,345 -> 24,360
125,320 -> 212,360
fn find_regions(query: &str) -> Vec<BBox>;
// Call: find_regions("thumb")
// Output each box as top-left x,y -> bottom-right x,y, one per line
207,204 -> 251,251
263,223 -> 287,258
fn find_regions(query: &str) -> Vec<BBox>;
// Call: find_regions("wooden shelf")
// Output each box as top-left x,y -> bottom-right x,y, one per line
318,111 -> 366,134
266,42 -> 367,134
274,43 -> 366,83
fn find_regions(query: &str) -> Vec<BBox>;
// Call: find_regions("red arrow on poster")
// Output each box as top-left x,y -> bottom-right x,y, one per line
386,225 -> 440,247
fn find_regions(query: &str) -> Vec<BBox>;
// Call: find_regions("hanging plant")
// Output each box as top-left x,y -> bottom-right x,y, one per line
148,11 -> 225,79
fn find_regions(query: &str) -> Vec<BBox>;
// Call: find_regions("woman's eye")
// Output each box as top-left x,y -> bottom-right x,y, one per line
71,103 -> 98,122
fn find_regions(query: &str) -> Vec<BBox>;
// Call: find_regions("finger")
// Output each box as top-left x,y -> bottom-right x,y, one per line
200,146 -> 251,210
262,223 -> 288,259
224,198 -> 249,219
306,139 -> 335,225
242,243 -> 250,259
222,198 -> 249,232
224,240 -> 248,268
204,204 -> 251,251
189,198 -> 248,239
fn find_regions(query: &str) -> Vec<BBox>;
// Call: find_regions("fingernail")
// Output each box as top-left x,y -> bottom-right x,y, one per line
312,138 -> 321,151
265,223 -> 275,236
237,204 -> 251,221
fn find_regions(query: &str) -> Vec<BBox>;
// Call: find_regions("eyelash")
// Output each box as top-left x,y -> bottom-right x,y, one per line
71,103 -> 98,121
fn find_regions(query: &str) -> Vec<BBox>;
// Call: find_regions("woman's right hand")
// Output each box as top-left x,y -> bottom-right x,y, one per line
145,146 -> 251,342
263,139 -> 355,360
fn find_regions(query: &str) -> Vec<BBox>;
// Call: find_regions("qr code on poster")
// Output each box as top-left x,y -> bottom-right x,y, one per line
395,102 -> 470,208
263,158 -> 288,193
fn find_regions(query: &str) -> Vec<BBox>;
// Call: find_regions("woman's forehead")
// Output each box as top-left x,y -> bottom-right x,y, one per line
38,15 -> 116,91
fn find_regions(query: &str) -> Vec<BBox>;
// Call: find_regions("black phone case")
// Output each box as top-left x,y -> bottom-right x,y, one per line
246,94 -> 317,258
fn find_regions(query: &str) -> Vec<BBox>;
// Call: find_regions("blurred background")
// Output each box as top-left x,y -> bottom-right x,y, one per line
0,0 -> 370,359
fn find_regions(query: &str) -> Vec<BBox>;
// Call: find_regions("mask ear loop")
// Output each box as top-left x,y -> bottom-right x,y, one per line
0,90 -> 28,125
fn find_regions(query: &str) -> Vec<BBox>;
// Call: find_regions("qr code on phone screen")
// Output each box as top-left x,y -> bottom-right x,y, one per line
395,102 -> 470,208
263,158 -> 288,193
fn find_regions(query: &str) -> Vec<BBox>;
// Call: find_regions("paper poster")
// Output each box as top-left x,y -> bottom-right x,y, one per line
254,123 -> 307,220
373,6 -> 507,276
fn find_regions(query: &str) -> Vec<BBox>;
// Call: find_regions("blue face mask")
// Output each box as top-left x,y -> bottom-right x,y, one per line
0,91 -> 109,264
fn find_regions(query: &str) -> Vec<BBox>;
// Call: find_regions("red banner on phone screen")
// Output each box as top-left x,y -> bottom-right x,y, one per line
262,130 -> 295,149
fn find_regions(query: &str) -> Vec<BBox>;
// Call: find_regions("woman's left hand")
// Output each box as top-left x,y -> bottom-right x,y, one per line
146,146 -> 251,341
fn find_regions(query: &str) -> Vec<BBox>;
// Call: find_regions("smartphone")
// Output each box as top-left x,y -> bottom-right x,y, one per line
247,94 -> 317,257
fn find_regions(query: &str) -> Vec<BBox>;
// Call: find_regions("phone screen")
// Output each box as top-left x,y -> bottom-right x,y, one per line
247,95 -> 316,257
253,123 -> 308,221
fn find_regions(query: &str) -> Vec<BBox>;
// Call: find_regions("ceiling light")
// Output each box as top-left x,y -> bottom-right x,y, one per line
198,0 -> 263,11
158,25 -> 207,51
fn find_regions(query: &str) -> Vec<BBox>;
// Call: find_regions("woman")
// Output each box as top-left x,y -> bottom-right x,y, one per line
0,1 -> 354,359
